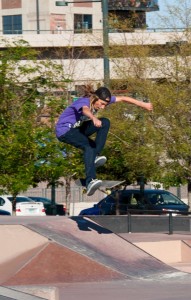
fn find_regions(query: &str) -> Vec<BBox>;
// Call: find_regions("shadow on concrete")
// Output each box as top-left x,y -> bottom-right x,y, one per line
70,216 -> 112,234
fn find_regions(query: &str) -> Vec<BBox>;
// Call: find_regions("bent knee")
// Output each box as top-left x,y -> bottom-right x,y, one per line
100,117 -> 110,128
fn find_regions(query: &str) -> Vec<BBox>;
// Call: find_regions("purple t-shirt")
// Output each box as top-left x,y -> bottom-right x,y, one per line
55,96 -> 116,138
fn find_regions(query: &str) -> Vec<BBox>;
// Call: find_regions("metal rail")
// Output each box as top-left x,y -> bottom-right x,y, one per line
126,210 -> 190,235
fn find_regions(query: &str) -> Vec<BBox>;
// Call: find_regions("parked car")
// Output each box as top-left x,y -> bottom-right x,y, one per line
79,189 -> 189,216
0,195 -> 46,216
28,196 -> 66,215
79,203 -> 103,216
28,196 -> 52,204
16,201 -> 46,216
0,209 -> 11,216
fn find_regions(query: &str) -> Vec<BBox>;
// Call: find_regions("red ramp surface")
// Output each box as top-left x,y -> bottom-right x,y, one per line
3,242 -> 124,286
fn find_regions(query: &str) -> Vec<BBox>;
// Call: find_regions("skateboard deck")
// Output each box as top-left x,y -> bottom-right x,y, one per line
75,179 -> 125,194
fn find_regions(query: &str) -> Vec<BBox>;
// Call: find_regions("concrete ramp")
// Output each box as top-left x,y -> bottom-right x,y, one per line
14,218 -> 187,280
1,216 -> 191,300
3,242 -> 124,286
0,225 -> 49,284
0,217 -> 190,289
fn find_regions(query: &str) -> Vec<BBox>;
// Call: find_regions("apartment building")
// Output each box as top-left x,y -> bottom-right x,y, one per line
0,0 -> 159,34
1,1 -> 188,89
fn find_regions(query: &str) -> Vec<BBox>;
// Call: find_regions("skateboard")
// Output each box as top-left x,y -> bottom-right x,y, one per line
75,178 -> 126,195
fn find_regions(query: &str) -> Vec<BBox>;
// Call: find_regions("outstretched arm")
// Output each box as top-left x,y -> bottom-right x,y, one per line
115,96 -> 153,111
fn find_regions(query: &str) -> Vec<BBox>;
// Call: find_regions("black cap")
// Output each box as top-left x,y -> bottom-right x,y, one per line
95,87 -> 111,102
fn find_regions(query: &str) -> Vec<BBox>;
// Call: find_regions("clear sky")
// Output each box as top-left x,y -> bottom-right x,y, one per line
146,0 -> 181,29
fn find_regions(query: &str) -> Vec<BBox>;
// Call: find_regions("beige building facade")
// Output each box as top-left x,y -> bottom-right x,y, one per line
0,0 -> 188,88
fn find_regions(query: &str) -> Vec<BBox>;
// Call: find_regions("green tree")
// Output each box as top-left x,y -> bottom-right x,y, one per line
0,40 -> 40,197
96,1 -> 191,210
98,30 -> 164,186
0,39 -> 83,209
141,0 -> 191,208
97,89 -> 162,185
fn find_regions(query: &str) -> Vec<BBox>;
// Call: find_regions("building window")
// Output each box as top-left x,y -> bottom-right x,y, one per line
3,15 -> 22,34
74,14 -> 92,33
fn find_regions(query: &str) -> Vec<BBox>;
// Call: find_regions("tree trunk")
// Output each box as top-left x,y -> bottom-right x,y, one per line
51,182 -> 57,215
187,180 -> 191,211
65,177 -> 71,216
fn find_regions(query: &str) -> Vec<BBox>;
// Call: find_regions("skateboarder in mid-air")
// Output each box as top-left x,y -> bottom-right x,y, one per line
55,85 -> 153,196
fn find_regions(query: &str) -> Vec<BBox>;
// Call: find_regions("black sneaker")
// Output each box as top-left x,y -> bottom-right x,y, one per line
86,179 -> 102,196
94,156 -> 107,168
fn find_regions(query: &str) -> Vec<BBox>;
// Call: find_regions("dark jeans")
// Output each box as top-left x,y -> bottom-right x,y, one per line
58,117 -> 110,186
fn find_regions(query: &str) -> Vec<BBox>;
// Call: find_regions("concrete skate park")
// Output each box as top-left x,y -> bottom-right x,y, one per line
1,215 -> 191,300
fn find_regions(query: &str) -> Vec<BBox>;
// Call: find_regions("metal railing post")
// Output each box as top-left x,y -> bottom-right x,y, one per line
127,211 -> 132,233
168,212 -> 173,235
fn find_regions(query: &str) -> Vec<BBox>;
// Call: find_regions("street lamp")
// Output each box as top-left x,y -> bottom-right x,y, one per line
36,0 -> 40,34
55,0 -> 110,87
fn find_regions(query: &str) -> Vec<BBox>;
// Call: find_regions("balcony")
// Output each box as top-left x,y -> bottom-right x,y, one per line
108,0 -> 159,12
